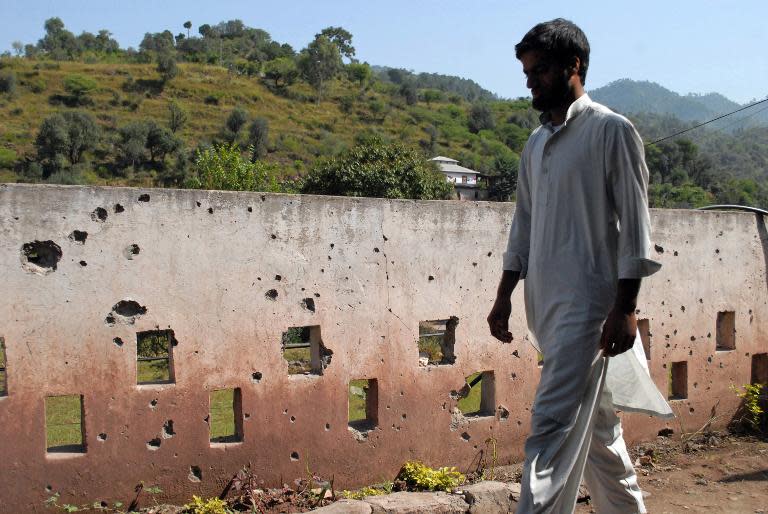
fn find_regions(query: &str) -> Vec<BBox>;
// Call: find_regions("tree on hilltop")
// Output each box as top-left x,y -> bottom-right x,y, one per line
318,26 -> 355,61
298,35 -> 343,95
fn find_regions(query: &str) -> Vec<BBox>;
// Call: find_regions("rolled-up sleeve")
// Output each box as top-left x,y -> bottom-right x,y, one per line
605,118 -> 662,279
503,150 -> 531,277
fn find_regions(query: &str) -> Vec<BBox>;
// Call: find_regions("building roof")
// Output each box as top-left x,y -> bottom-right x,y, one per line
430,156 -> 459,164
430,156 -> 481,175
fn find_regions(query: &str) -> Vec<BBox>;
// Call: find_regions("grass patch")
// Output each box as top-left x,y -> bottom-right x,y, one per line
457,372 -> 482,415
137,359 -> 170,383
283,346 -> 311,374
46,395 -> 84,451
348,379 -> 369,423
210,388 -> 238,443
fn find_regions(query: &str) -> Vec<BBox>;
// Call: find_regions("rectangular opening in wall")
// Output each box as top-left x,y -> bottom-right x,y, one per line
46,394 -> 85,454
668,362 -> 688,400
752,353 -> 768,384
417,317 -> 457,366
137,329 -> 176,385
0,337 -> 7,397
282,325 -> 331,376
209,388 -> 243,444
348,379 -> 378,432
638,318 -> 651,360
458,371 -> 495,417
716,311 -> 736,351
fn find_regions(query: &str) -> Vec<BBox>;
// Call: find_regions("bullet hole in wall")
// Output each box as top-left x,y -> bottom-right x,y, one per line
138,194 -> 150,202
654,244 -> 664,253
91,207 -> 108,222
188,466 -> 202,482
68,230 -> 88,244
21,240 -> 62,274
265,289 -> 278,300
301,298 -> 315,312
114,203 -> 124,213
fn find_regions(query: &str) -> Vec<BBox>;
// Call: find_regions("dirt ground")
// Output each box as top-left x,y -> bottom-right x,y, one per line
488,432 -> 767,514
577,433 -> 768,514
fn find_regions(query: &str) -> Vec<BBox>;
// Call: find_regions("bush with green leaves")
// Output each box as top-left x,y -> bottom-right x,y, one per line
395,461 -> 464,492
63,74 -> 97,104
301,138 -> 453,200
186,143 -> 279,192
0,69 -> 17,94
35,111 -> 100,174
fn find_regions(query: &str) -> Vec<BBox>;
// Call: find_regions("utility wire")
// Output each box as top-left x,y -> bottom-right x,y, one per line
645,96 -> 768,146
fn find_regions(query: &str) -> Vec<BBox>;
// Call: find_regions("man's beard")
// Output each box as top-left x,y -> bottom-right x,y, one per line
531,72 -> 571,113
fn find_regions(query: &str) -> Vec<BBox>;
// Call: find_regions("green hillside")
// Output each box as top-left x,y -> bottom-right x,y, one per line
0,57 -> 531,189
0,17 -> 766,208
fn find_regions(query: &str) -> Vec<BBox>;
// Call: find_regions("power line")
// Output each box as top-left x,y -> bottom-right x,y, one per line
645,96 -> 768,146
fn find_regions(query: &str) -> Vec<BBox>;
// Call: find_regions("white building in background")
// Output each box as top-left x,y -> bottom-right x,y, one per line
430,156 -> 487,201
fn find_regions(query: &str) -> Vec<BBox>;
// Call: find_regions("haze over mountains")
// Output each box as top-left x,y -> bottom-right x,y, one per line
589,79 -> 768,130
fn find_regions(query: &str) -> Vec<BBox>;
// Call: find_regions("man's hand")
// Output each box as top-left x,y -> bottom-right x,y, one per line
487,297 -> 513,343
600,308 -> 637,356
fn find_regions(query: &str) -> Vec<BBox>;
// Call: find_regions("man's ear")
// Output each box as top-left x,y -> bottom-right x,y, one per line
569,56 -> 581,79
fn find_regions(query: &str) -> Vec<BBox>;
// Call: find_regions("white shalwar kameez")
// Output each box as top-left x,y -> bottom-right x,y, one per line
503,94 -> 674,514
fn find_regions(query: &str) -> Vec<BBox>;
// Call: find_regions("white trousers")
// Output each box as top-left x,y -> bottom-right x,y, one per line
518,355 -> 646,514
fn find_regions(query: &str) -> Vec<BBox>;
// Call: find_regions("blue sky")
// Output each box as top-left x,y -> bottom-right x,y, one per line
1,0 -> 766,104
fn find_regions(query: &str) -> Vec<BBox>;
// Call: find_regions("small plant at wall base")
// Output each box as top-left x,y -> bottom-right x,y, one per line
394,461 -> 465,492
732,383 -> 766,434
183,495 -> 234,514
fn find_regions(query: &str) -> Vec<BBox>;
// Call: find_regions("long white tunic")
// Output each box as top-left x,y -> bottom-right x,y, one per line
503,94 -> 673,422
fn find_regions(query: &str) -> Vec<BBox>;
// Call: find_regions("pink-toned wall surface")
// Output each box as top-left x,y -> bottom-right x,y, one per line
1,183 -> 766,512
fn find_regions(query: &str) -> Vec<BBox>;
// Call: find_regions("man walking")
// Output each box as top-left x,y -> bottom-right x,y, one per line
487,19 -> 673,513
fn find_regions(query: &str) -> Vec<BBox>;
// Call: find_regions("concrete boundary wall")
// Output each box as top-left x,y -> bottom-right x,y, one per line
1,183 -> 766,512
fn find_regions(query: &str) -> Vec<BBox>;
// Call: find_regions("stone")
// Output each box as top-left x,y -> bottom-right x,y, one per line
310,499 -> 372,513
461,480 -> 519,513
364,491 -> 469,514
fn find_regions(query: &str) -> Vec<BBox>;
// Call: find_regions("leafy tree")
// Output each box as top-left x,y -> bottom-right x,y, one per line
0,70 -> 17,95
11,41 -> 23,57
118,121 -> 152,168
422,89 -> 443,106
146,124 -> 181,163
63,74 -> 97,105
488,154 -> 519,201
399,82 -> 418,105
263,57 -> 298,87
186,143 -> 277,191
183,21 -> 192,38
168,101 -> 187,133
35,114 -> 70,173
198,24 -> 212,38
347,62 -> 371,88
157,51 -> 179,82
468,103 -> 495,133
247,117 -> 269,160
61,111 -> 99,164
140,30 -> 175,54
298,35 -> 343,94
301,138 -> 453,199
38,17 -> 79,60
225,106 -> 249,136
318,26 -> 355,60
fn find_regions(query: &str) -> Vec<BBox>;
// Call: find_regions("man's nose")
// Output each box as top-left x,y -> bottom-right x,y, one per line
526,75 -> 536,90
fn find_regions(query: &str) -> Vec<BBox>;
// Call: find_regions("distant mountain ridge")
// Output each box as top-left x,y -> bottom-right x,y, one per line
589,79 -> 767,130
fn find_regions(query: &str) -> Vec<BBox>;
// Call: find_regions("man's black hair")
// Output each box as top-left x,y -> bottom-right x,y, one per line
515,18 -> 590,85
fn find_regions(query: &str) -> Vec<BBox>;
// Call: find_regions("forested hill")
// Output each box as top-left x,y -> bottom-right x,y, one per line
371,66 -> 497,102
590,79 -> 768,130
0,17 -> 767,209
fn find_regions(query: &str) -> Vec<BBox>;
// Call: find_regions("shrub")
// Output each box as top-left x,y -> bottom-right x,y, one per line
183,495 -> 233,514
394,461 -> 464,492
186,143 -> 278,192
204,93 -> 221,105
0,70 -> 18,94
64,74 -> 98,104
0,148 -> 17,168
29,78 -> 47,93
302,138 -> 453,200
